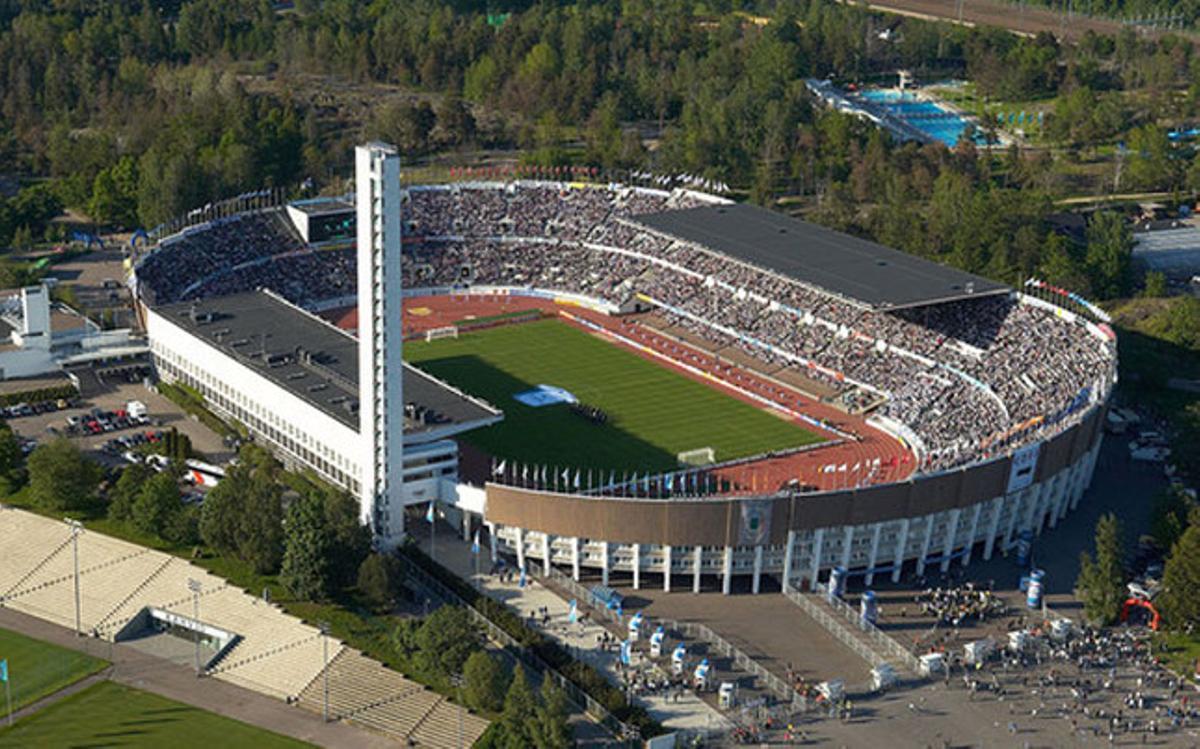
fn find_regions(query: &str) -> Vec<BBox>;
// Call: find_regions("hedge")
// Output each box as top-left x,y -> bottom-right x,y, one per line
400,545 -> 663,737
0,384 -> 78,407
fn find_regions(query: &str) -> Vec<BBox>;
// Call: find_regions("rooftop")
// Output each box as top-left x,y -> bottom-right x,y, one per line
630,203 -> 1010,310
156,290 -> 501,434
287,197 -> 355,216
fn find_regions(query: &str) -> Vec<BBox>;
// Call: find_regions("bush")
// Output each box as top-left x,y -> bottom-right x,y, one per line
357,553 -> 404,610
463,650 -> 508,714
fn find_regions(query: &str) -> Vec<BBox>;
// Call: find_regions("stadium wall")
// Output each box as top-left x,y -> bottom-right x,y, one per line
480,403 -> 1106,594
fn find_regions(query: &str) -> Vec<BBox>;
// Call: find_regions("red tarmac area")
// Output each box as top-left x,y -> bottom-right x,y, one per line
325,294 -> 915,494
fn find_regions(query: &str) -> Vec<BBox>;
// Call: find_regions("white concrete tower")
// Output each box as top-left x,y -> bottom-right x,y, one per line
356,143 -> 405,545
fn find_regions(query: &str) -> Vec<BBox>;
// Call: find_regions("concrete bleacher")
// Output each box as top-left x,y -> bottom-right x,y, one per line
0,507 -> 490,747
298,649 -> 490,747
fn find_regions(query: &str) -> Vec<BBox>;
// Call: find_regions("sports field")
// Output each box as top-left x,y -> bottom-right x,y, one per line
0,627 -> 108,713
405,318 -> 822,472
0,681 -> 311,748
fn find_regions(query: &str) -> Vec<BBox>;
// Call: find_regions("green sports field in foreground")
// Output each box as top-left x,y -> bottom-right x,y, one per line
0,627 -> 107,713
405,318 -> 822,472
0,681 -> 311,748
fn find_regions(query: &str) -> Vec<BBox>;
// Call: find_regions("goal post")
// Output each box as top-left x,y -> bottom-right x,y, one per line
425,325 -> 459,342
677,447 -> 716,467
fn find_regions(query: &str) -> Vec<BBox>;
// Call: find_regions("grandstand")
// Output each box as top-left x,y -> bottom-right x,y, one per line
129,154 -> 1117,593
0,507 -> 488,747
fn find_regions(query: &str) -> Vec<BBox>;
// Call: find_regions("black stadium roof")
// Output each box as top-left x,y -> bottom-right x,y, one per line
156,290 -> 501,435
629,203 -> 1009,310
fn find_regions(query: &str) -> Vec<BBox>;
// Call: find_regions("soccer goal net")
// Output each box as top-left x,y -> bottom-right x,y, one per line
425,326 -> 459,342
677,447 -> 716,467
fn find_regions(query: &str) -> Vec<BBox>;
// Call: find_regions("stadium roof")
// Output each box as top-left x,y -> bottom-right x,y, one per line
287,197 -> 355,216
630,203 -> 1009,310
156,290 -> 501,434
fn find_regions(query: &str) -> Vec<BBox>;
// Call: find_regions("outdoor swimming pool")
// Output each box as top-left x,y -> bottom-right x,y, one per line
858,89 -> 981,147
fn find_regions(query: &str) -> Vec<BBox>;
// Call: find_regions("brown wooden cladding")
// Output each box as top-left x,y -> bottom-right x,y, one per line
484,406 -> 1106,547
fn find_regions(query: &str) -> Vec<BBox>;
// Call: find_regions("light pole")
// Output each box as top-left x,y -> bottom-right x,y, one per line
319,621 -> 330,722
64,519 -> 83,636
450,675 -> 464,749
187,578 -> 202,677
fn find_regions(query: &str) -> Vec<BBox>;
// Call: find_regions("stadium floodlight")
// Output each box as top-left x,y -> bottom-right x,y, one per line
63,519 -> 84,636
187,578 -> 202,677
319,621 -> 331,722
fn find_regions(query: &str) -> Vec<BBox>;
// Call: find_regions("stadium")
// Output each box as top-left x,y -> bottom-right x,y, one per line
132,143 -> 1117,596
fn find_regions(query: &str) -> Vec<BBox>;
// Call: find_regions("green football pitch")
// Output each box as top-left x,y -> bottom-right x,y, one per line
0,681 -> 311,748
0,627 -> 108,713
405,318 -> 822,472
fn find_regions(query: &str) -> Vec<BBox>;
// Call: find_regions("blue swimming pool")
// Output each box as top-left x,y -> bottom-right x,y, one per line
856,89 -> 981,147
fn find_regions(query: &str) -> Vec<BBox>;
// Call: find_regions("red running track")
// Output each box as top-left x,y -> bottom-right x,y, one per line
324,294 -> 916,494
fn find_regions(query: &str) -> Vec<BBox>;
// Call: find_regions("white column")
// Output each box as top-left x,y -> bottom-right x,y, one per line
632,543 -> 641,590
572,537 -> 581,581
961,502 -> 984,567
543,533 -> 553,575
782,530 -> 797,592
601,542 -> 610,586
983,497 -> 1003,560
663,545 -> 672,592
915,515 -> 935,577
809,528 -> 825,591
864,523 -> 883,587
752,545 -> 764,594
487,522 -> 498,563
940,509 -> 961,573
1003,493 -> 1022,550
693,546 -> 703,593
891,518 -> 911,584
722,546 -> 734,595
1046,476 -> 1065,528
461,510 -> 471,541
840,526 -> 854,570
515,527 -> 526,572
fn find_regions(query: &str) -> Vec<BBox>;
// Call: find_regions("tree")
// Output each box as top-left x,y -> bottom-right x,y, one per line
0,423 -> 24,494
357,553 -> 404,610
414,605 -> 481,681
1142,271 -> 1168,298
280,490 -> 333,601
27,438 -> 100,511
131,472 -> 181,538
497,666 -> 537,749
530,676 -> 571,749
462,651 -> 508,714
1151,488 -> 1196,553
1076,513 -> 1127,625
199,445 -> 283,573
109,463 -> 152,522
1084,211 -> 1134,299
1160,524 -> 1200,629
323,488 -> 371,590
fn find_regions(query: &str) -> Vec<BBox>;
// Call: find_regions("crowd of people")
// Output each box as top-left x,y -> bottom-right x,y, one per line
915,582 -> 1007,628
134,181 -> 1116,476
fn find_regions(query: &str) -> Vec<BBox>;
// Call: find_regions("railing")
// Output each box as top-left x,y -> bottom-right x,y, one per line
401,557 -> 638,744
783,584 -> 923,677
541,565 -> 810,712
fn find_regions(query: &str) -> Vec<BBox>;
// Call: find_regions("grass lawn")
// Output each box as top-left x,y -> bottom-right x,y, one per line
0,681 -> 312,748
0,627 -> 108,713
405,317 -> 822,472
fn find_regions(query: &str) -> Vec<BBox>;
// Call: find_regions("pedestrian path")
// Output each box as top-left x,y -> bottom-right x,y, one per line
420,528 -> 731,733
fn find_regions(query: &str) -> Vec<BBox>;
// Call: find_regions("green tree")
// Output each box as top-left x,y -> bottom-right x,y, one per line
280,490 -> 333,601
497,665 -> 537,749
199,445 -> 283,573
1142,270 -> 1168,298
1160,523 -> 1200,629
530,676 -> 571,749
462,651 -> 508,714
109,463 -> 152,522
131,472 -> 181,538
1151,488 -> 1196,553
27,438 -> 100,512
1084,211 -> 1134,299
414,605 -> 481,681
0,423 -> 24,494
357,552 -> 404,610
1076,513 -> 1127,625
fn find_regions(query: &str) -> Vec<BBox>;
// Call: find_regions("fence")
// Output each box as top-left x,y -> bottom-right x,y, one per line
401,555 -> 639,744
782,583 -> 923,677
541,565 -> 809,712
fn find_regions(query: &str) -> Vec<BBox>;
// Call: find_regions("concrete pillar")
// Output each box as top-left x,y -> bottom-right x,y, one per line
601,542 -> 610,587
722,546 -> 733,595
632,543 -> 641,590
487,522 -> 498,563
1003,493 -> 1022,550
461,510 -> 471,541
940,508 -> 961,573
663,545 -> 672,592
782,530 -> 797,592
572,537 -> 581,581
915,515 -> 935,577
751,545 -> 764,595
865,523 -> 883,587
983,497 -> 1003,560
809,528 -> 825,591
543,533 -> 553,575
693,546 -> 703,593
840,526 -> 854,570
515,527 -> 526,572
961,502 -> 984,567
891,518 -> 911,584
